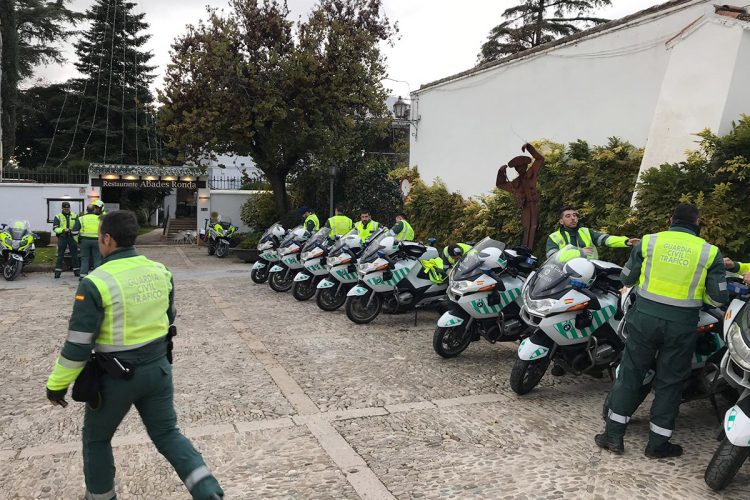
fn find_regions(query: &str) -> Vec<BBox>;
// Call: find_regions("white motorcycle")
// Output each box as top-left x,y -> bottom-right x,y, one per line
316,229 -> 364,311
251,223 -> 286,284
705,281 -> 750,491
292,227 -> 333,301
268,225 -> 310,293
433,237 -> 537,358
512,245 -> 626,395
345,229 -> 448,324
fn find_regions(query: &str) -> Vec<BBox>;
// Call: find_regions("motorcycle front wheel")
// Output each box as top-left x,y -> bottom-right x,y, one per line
269,270 -> 294,292
316,286 -> 347,311
292,278 -> 317,301
216,243 -> 229,258
433,325 -> 472,358
510,356 -> 552,395
705,437 -> 750,491
3,260 -> 21,281
345,293 -> 382,324
251,265 -> 269,284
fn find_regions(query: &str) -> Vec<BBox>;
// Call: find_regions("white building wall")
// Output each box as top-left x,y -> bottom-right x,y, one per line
207,190 -> 266,233
410,0 -> 712,197
0,183 -> 92,231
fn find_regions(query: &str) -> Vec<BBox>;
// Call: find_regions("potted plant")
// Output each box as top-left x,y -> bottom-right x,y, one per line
229,231 -> 262,262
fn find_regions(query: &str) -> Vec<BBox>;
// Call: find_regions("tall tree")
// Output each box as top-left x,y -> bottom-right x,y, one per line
479,0 -> 612,63
41,0 -> 159,168
0,0 -> 80,167
160,0 -> 396,216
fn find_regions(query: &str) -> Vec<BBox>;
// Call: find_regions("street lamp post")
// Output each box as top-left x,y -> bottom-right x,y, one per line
392,96 -> 420,139
329,163 -> 337,217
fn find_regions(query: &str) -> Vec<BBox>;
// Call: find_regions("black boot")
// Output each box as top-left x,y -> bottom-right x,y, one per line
645,441 -> 683,459
54,271 -> 61,279
73,269 -> 80,277
595,433 -> 624,454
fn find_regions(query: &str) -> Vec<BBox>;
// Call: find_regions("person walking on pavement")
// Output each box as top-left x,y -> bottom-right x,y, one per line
46,210 -> 223,500
595,203 -> 728,458
354,209 -> 380,242
53,201 -> 80,278
391,212 -> 415,241
325,205 -> 353,238
300,206 -> 320,233
76,205 -> 103,280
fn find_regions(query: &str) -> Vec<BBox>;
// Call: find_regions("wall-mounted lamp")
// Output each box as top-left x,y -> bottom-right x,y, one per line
103,174 -> 119,180
163,176 -> 176,181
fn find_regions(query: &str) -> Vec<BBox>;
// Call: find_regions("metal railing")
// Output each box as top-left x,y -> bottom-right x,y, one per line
0,168 -> 89,184
208,176 -> 271,191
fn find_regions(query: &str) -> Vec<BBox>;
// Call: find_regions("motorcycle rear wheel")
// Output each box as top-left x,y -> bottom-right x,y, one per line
292,278 -> 317,301
316,286 -> 347,311
510,356 -> 551,395
345,294 -> 382,324
251,266 -> 269,284
705,437 -> 750,491
3,260 -> 21,281
433,325 -> 472,358
207,244 -> 216,256
269,270 -> 294,292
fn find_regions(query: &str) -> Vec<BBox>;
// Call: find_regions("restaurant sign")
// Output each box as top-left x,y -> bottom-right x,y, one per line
91,178 -> 206,189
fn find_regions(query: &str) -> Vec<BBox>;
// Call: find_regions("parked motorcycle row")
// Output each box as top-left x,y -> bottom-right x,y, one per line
246,222 -> 750,491
0,220 -> 38,281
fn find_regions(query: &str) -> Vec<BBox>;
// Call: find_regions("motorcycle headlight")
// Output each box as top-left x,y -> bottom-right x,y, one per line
11,240 -> 20,250
449,280 -> 473,296
523,287 -> 556,316
727,322 -> 750,371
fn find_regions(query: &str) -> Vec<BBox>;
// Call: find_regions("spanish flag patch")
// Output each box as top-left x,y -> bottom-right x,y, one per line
75,294 -> 85,301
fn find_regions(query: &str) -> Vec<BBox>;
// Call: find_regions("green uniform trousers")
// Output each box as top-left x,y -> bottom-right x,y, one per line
79,238 -> 101,277
55,235 -> 79,273
605,307 -> 697,447
82,356 -> 223,499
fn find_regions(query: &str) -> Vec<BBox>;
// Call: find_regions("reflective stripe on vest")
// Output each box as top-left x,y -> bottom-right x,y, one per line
550,227 -> 593,250
395,220 -> 414,241
79,214 -> 101,238
328,215 -> 353,236
636,231 -> 717,308
86,255 -> 172,352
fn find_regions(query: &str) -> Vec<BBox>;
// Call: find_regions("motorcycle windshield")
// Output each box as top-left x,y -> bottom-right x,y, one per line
280,225 -> 304,247
217,216 -> 232,225
328,229 -> 359,256
9,220 -> 30,240
302,227 -> 331,253
260,223 -> 283,243
359,229 -> 391,263
528,245 -> 592,299
451,237 -> 506,281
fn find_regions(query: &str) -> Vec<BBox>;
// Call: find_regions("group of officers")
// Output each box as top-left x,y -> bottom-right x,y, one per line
52,199 -> 107,279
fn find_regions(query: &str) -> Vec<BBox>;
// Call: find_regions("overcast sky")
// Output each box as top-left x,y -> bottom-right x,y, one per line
34,0 -> 664,97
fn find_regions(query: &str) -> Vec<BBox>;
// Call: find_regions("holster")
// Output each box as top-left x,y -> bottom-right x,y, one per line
166,325 -> 177,364
72,356 -> 103,409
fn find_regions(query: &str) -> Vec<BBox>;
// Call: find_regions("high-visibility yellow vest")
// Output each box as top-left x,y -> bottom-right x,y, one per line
79,213 -> 101,238
54,212 -> 78,235
305,213 -> 320,232
549,227 -> 594,250
395,220 -> 415,241
637,231 -> 718,308
327,215 -> 353,237
443,243 -> 472,265
355,220 -> 379,242
86,255 -> 172,352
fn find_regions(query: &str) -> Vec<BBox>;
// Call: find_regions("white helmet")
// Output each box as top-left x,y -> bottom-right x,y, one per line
478,247 -> 507,271
564,258 -> 595,289
271,225 -> 285,238
378,236 -> 399,256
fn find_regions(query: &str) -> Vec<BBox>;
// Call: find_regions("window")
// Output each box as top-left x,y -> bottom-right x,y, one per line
47,199 -> 85,223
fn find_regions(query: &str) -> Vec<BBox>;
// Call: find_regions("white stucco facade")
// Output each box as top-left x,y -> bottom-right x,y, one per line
409,0 -> 750,197
0,183 -> 94,231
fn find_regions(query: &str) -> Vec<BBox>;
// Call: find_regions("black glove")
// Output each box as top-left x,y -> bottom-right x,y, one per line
47,388 -> 68,407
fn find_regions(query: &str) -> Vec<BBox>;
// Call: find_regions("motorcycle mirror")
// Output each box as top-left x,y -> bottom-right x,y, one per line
427,237 -> 437,246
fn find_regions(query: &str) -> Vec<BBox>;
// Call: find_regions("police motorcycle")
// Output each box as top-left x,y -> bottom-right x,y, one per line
0,220 -> 37,281
203,216 -> 237,258
292,227 -> 333,301
433,238 -> 538,358
251,223 -> 286,284
345,229 -> 448,324
511,244 -> 626,395
316,229 -> 365,311
268,225 -> 310,293
704,281 -> 750,491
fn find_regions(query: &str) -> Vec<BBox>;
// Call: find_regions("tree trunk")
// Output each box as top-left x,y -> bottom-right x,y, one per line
534,0 -> 545,47
266,170 -> 290,219
0,0 -> 18,168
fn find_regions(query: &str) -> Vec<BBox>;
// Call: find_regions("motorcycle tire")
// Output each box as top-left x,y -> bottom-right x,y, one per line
345,293 -> 382,324
704,437 -> 750,491
207,244 -> 216,256
269,271 -> 294,293
251,266 -> 269,284
216,244 -> 229,258
292,278 -> 317,301
433,325 -> 472,358
3,260 -> 21,281
316,286 -> 347,311
510,356 -> 551,395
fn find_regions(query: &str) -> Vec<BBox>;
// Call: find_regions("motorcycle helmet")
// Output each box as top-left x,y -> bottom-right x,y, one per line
564,258 -> 595,289
478,247 -> 507,271
378,236 -> 399,256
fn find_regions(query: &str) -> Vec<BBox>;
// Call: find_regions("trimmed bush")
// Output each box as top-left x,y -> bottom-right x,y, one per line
34,231 -> 51,247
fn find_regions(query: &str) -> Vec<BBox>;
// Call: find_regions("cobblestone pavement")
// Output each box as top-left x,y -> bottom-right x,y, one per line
1,246 -> 749,499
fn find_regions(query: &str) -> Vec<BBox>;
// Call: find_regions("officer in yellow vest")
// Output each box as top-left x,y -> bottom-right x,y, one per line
595,203 -> 728,458
443,242 -> 472,266
391,212 -> 414,241
53,201 -> 80,278
723,257 -> 750,284
546,206 -> 639,258
325,205 -> 353,238
46,210 -> 223,500
354,209 -> 380,242
93,199 -> 107,217
75,204 -> 103,279
300,206 -> 320,233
